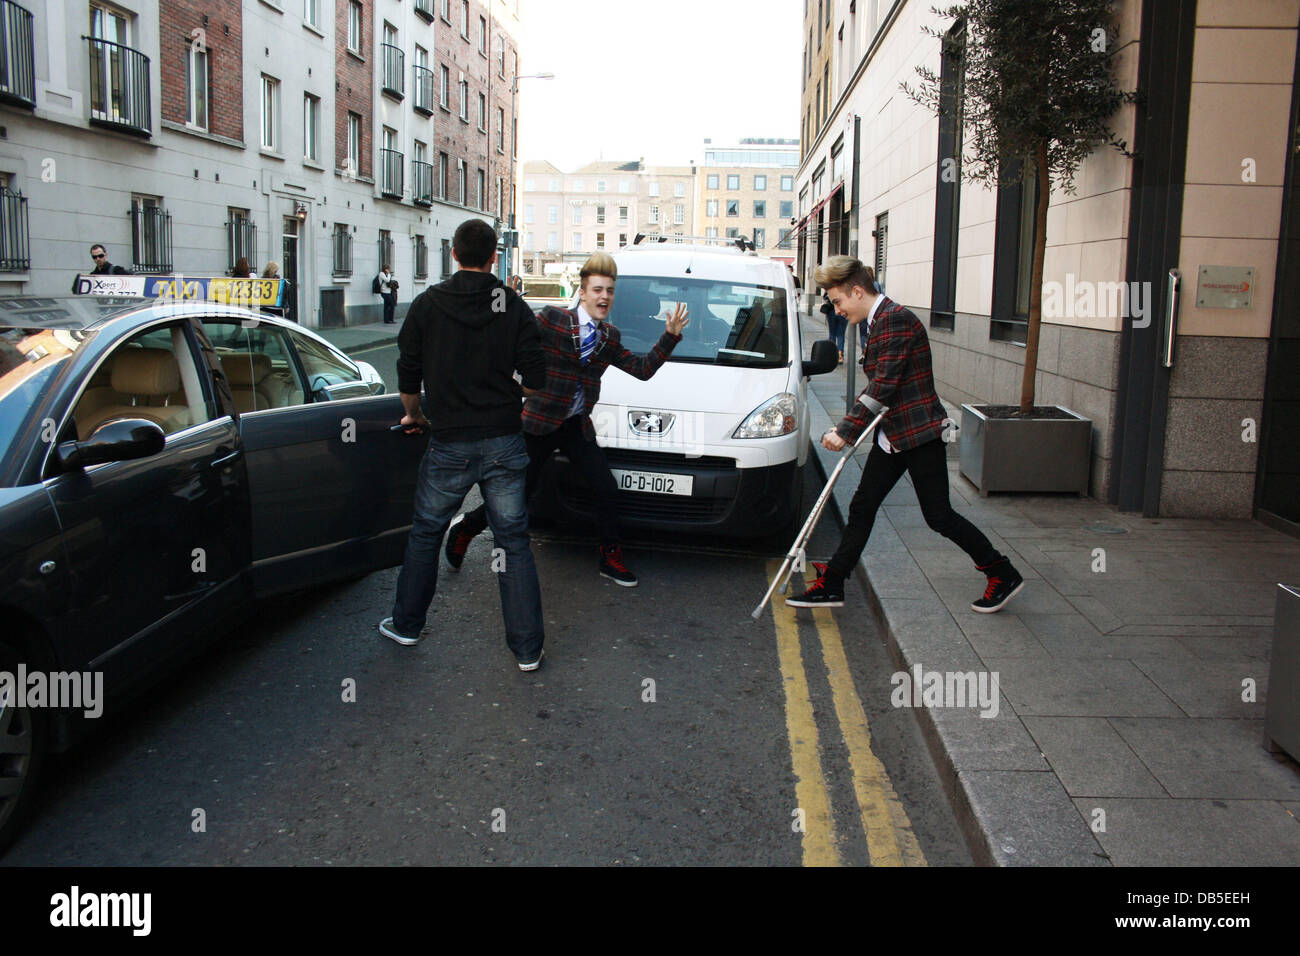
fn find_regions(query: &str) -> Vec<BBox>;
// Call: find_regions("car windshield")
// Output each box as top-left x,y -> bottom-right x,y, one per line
608,276 -> 788,367
0,327 -> 91,476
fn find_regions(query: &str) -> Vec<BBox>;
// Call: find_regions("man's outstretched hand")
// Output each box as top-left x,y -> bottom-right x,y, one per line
822,428 -> 847,451
663,303 -> 690,336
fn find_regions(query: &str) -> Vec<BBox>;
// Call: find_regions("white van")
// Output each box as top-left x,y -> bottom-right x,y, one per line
536,237 -> 838,537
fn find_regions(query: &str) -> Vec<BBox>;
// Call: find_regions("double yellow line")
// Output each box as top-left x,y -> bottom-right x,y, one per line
768,561 -> 927,867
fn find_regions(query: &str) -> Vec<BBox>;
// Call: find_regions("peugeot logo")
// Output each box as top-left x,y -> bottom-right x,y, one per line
629,410 -> 675,435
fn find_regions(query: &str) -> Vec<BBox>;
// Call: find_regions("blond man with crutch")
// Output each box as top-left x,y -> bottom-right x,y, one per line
786,256 -> 1024,613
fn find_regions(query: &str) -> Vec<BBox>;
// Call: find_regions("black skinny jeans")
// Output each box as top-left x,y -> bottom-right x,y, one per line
463,416 -> 621,546
825,437 -> 1002,584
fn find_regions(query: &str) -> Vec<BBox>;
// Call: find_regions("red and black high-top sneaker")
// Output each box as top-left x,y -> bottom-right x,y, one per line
971,558 -> 1025,613
786,563 -> 845,608
599,545 -> 638,587
444,513 -> 482,572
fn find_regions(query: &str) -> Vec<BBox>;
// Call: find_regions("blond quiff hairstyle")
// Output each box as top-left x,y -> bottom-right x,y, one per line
580,252 -> 618,288
814,255 -> 876,294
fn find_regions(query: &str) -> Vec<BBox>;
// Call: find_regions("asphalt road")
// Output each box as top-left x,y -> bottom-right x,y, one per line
2,343 -> 971,866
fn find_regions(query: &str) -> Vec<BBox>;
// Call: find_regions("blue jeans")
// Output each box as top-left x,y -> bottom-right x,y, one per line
391,433 -> 544,661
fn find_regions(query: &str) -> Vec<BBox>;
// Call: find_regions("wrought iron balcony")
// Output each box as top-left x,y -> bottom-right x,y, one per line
380,148 -> 404,199
381,43 -> 404,100
86,35 -> 151,135
0,0 -> 35,109
412,160 -> 433,206
131,203 -> 172,273
332,229 -> 353,277
0,186 -> 30,271
413,65 -> 435,115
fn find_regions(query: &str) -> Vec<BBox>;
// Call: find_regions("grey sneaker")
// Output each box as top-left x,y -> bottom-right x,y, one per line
379,617 -> 420,646
517,649 -> 545,672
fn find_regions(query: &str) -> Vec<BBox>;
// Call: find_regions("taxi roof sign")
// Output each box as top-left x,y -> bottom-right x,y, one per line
72,274 -> 285,308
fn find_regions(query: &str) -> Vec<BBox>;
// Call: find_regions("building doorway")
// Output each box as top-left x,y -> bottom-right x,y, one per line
282,217 -> 300,323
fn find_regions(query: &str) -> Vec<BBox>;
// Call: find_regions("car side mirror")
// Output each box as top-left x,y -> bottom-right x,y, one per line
56,418 -> 166,470
802,339 -> 839,378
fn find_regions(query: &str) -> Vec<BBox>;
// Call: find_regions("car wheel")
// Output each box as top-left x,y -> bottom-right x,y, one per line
0,640 -> 47,855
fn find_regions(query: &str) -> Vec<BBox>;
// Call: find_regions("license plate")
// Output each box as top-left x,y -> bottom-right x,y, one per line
611,469 -> 693,496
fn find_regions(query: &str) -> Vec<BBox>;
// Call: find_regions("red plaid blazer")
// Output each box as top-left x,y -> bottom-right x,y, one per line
835,297 -> 948,451
521,305 -> 681,439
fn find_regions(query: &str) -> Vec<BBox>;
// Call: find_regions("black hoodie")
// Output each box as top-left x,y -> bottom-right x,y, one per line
397,269 -> 545,440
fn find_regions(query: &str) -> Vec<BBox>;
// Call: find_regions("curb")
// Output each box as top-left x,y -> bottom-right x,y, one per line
325,331 -> 400,356
804,385 -> 1110,867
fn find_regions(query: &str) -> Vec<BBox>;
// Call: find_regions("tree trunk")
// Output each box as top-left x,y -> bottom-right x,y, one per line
1020,138 -> 1051,415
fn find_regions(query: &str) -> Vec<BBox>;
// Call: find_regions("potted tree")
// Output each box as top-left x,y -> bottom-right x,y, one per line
903,0 -> 1135,495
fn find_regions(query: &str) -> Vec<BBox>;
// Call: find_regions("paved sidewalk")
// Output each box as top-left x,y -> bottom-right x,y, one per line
316,320 -> 401,356
798,311 -> 1300,866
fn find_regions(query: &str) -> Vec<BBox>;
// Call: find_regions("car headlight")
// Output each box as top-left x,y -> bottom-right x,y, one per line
733,393 -> 798,439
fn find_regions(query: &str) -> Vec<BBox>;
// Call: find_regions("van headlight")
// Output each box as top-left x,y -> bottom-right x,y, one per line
733,393 -> 797,439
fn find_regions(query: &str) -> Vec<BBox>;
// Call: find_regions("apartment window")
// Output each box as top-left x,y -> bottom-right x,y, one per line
649,205 -> 659,224
779,200 -> 793,219
572,232 -> 582,249
131,196 -> 172,273
378,229 -> 394,272
649,182 -> 660,197
990,161 -> 1036,344
439,65 -> 450,108
618,205 -> 628,224
499,40 -> 506,77
524,204 -> 535,225
460,0 -> 469,37
674,182 -> 685,198
440,0 -> 450,20
523,232 -> 535,252
823,65 -> 829,119
347,112 -> 361,177
525,178 -> 535,191
705,199 -> 718,217
476,168 -> 485,208
438,152 -> 449,199
347,1 -> 362,54
706,174 -> 719,189
413,46 -> 433,113
704,227 -> 718,238
574,179 -> 584,191
0,176 -> 30,272
930,17 -> 966,332
478,92 -> 486,131
596,205 -> 605,225
815,82 -> 821,127
459,161 -> 467,204
673,204 -> 684,225
753,228 -> 766,248
225,209 -> 255,273
781,175 -> 794,191
754,175 -> 767,191
725,227 -> 739,239
596,232 -> 605,249
572,206 -> 582,225
597,180 -> 606,193
459,79 -> 468,121
413,140 -> 432,204
547,205 -> 559,224
304,0 -> 320,29
618,233 -> 627,247
727,174 -> 740,190
753,201 -> 767,218
414,234 -> 429,279
381,23 -> 404,99
726,200 -> 739,217
479,15 -> 487,54
778,229 -> 792,248
497,107 -> 505,151
303,93 -> 319,161
260,75 -> 280,151
381,126 -> 402,197
547,231 -> 558,251
549,178 -> 560,191
333,223 -> 353,276
441,237 -> 452,278
184,44 -> 208,130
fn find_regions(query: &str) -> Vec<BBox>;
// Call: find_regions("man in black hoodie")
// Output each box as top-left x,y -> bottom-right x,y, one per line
380,218 -> 550,672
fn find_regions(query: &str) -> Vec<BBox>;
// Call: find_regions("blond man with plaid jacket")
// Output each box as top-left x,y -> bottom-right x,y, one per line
788,255 -> 1024,613
449,252 -> 689,586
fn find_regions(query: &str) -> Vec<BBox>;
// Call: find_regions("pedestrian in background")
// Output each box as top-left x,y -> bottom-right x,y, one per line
87,243 -> 130,275
820,291 -> 847,364
261,261 -> 286,318
378,264 -> 397,324
382,219 -> 549,671
233,257 -> 253,278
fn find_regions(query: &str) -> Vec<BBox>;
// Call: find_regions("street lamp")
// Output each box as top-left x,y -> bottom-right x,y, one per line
505,71 -> 555,278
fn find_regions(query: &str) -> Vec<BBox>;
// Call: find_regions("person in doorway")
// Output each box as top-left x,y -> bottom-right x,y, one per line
446,252 -> 689,588
378,264 -> 398,324
382,218 -> 548,670
788,255 -> 1025,614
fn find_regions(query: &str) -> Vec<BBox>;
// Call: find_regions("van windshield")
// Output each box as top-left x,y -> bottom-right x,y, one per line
609,276 -> 788,368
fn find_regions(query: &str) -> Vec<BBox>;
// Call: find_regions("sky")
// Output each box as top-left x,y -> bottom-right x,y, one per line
515,0 -> 802,171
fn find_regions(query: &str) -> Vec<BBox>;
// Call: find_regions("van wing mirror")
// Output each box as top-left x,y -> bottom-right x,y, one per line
802,339 -> 838,377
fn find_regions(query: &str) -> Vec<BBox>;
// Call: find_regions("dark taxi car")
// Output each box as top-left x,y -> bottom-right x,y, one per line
0,294 -> 421,850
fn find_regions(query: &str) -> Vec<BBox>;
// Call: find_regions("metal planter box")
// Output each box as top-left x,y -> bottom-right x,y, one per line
959,404 -> 1092,496
1265,584 -> 1300,761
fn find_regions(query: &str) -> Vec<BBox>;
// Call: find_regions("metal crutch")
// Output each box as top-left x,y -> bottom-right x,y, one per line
751,407 -> 888,620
